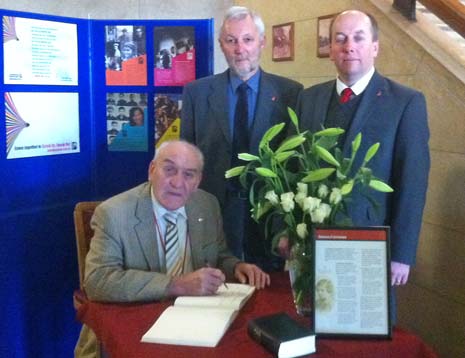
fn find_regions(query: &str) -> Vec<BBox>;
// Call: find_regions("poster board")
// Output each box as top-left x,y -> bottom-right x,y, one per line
313,227 -> 391,338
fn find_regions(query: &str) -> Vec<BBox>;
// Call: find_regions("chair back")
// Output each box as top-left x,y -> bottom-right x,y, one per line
74,201 -> 101,290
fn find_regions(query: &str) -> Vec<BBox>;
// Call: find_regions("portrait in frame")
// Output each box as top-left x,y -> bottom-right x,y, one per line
272,22 -> 294,61
317,14 -> 335,58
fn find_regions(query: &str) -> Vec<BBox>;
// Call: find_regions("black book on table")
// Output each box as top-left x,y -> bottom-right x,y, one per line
248,312 -> 315,358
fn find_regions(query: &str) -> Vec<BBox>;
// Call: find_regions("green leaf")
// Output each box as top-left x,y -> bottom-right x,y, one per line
315,135 -> 338,150
364,142 -> 380,163
275,150 -> 295,163
351,133 -> 362,154
315,145 -> 340,167
238,153 -> 260,161
314,128 -> 345,137
288,107 -> 299,129
255,167 -> 277,178
225,166 -> 245,178
259,122 -> 285,148
369,179 -> 394,192
254,201 -> 273,220
341,180 -> 354,195
302,168 -> 335,182
276,134 -> 306,153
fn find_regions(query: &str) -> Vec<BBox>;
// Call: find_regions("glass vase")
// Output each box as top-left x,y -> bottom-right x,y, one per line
288,240 -> 313,316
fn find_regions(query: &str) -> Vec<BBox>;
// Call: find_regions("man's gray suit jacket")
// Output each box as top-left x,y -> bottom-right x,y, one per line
84,182 -> 240,302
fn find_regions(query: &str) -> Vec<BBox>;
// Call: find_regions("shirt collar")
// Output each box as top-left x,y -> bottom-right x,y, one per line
229,68 -> 261,94
336,67 -> 375,96
150,186 -> 186,220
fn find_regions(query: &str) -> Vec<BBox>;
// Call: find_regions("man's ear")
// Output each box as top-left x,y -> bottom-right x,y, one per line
193,173 -> 202,191
148,160 -> 155,180
372,40 -> 379,58
260,35 -> 266,49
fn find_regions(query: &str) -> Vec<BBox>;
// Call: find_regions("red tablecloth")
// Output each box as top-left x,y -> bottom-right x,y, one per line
77,273 -> 437,358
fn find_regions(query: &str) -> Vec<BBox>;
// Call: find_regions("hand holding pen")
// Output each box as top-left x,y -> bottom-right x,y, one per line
205,260 -> 228,289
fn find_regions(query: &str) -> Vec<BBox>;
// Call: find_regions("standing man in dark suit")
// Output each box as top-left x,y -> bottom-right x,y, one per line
181,6 -> 303,271
75,140 -> 269,357
296,10 -> 430,320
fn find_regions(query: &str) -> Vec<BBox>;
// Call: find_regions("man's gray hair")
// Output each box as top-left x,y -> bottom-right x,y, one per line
221,6 -> 265,38
154,140 -> 204,171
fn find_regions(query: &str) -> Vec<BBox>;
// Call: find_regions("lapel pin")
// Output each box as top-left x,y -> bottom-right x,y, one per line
271,96 -> 277,102
377,90 -> 382,97
198,217 -> 204,222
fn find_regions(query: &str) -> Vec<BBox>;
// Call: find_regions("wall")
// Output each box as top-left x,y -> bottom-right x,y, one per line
0,0 -> 233,73
236,0 -> 465,357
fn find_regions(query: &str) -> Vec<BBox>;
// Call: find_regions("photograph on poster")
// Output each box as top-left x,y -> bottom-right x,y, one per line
5,92 -> 80,159
3,16 -> 78,85
105,25 -> 147,86
317,14 -> 335,58
313,227 -> 391,338
154,26 -> 195,86
106,92 -> 148,152
154,93 -> 182,148
272,22 -> 294,61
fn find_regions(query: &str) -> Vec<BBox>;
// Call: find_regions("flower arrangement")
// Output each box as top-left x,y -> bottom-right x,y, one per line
225,108 -> 393,314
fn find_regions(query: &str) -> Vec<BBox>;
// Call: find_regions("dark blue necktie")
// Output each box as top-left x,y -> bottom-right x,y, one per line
232,82 -> 249,168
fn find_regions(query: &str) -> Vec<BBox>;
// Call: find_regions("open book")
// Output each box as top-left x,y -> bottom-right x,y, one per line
141,283 -> 255,347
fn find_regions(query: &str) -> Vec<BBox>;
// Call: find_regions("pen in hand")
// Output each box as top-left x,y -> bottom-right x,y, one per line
204,260 -> 228,289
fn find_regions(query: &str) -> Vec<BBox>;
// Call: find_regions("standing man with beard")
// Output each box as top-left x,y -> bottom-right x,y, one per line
181,6 -> 302,271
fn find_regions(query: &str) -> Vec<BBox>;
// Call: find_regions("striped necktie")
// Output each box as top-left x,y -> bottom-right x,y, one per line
164,212 -> 182,276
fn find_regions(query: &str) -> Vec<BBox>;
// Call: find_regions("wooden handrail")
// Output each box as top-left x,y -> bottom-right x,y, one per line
418,0 -> 465,38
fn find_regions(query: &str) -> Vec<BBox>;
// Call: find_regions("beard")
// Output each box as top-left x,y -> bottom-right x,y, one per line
227,57 -> 260,80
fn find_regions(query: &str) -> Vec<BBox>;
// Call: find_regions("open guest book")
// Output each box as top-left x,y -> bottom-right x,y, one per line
141,283 -> 255,347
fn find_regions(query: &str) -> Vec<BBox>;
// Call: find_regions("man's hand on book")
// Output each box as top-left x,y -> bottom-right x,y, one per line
167,267 -> 226,296
234,263 -> 270,289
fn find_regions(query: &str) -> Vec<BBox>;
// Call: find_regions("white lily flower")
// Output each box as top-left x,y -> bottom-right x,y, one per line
296,223 -> 308,239
297,182 -> 308,195
329,187 -> 342,204
264,190 -> 279,205
302,196 -> 321,213
280,192 -> 295,212
317,184 -> 329,198
295,192 -> 306,207
311,203 -> 331,223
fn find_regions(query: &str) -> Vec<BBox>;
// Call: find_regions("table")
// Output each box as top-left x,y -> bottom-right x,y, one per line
77,272 -> 437,358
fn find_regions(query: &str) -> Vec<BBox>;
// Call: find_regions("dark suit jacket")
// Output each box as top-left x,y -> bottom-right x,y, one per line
181,69 -> 303,207
84,183 -> 240,302
296,71 -> 430,265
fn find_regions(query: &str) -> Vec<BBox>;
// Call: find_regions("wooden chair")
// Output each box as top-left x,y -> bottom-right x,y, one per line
73,201 -> 101,304
73,201 -> 106,358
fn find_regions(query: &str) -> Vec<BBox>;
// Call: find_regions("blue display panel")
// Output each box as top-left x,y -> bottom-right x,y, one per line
0,9 -> 213,357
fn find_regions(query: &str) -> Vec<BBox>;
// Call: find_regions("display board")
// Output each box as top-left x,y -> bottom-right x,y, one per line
313,227 -> 392,338
0,9 -> 213,358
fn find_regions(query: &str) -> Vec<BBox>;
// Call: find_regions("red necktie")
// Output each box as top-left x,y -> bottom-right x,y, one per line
340,87 -> 354,104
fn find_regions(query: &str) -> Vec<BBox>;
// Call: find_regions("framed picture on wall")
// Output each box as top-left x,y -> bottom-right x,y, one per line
272,22 -> 294,61
317,14 -> 335,58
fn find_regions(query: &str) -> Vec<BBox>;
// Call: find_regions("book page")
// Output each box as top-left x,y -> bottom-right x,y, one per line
174,283 -> 255,310
141,306 -> 237,347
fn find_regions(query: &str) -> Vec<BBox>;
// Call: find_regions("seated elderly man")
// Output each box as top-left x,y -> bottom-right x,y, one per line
75,140 -> 270,357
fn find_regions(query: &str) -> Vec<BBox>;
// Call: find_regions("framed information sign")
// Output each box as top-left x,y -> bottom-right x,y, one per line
313,227 -> 391,338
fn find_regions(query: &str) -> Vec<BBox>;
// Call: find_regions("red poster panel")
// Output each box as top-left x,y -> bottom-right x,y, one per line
154,26 -> 195,87
105,25 -> 147,86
